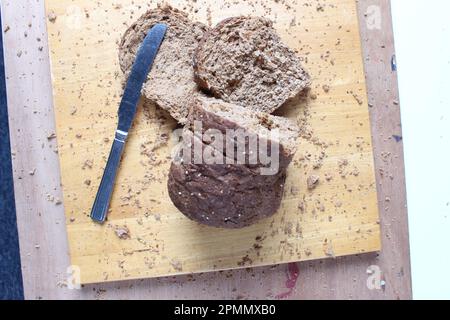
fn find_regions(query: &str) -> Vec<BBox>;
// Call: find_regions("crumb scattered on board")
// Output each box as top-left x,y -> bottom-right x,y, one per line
307,175 -> 320,190
48,12 -> 57,23
114,226 -> 130,240
170,259 -> 183,272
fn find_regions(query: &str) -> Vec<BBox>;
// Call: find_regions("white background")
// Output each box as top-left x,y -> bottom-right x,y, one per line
391,0 -> 450,299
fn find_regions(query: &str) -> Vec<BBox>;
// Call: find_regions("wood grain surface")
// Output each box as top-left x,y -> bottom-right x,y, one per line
2,0 -> 412,299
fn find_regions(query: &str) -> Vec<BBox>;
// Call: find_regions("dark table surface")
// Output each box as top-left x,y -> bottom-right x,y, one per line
0,8 -> 23,300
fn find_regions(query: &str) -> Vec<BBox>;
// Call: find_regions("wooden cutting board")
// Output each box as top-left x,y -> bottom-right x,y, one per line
46,0 -> 380,284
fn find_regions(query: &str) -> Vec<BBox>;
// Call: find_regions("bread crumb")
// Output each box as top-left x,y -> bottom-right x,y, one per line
47,132 -> 57,140
348,90 -> 364,105
170,259 -> 183,272
48,12 -> 57,23
82,159 -> 93,170
114,226 -> 130,239
237,255 -> 253,266
290,186 -> 299,196
307,175 -> 320,190
323,239 -> 335,257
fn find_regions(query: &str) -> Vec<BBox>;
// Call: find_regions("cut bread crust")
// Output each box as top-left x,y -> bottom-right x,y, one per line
176,129 -> 285,185
194,16 -> 311,114
187,96 -> 300,171
119,5 -> 209,123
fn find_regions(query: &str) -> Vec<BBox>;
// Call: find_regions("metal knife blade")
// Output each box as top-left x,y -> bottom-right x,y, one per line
118,23 -> 167,133
90,23 -> 167,223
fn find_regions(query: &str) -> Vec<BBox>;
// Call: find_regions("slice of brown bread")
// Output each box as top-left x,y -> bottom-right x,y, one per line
194,16 -> 311,114
118,5 -> 209,123
168,131 -> 287,229
187,96 -> 300,172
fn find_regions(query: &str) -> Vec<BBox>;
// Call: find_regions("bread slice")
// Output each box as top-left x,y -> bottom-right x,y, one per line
168,130 -> 286,229
194,16 -> 311,114
187,96 -> 300,172
118,5 -> 209,123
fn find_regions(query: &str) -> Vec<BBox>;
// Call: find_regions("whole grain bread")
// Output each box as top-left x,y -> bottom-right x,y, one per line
168,94 -> 300,228
194,16 -> 311,114
187,96 -> 300,172
119,5 -> 209,123
168,131 -> 286,228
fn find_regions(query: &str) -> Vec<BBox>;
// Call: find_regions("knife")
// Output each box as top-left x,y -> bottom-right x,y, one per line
90,23 -> 167,223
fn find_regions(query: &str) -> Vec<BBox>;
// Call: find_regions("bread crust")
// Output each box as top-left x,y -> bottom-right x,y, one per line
168,148 -> 286,229
187,96 -> 300,171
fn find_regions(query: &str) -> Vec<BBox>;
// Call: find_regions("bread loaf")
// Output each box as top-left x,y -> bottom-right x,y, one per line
167,97 -> 300,228
168,131 -> 287,228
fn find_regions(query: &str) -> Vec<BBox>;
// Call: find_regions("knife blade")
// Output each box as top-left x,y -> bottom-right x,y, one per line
90,23 -> 167,223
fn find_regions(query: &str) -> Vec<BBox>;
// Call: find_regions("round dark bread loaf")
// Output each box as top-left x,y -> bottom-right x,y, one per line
168,132 -> 287,228
168,163 -> 286,229
118,5 -> 209,123
168,94 -> 301,228
194,16 -> 311,114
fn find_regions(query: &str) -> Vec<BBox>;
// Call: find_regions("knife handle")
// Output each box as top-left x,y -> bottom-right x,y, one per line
90,130 -> 127,223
